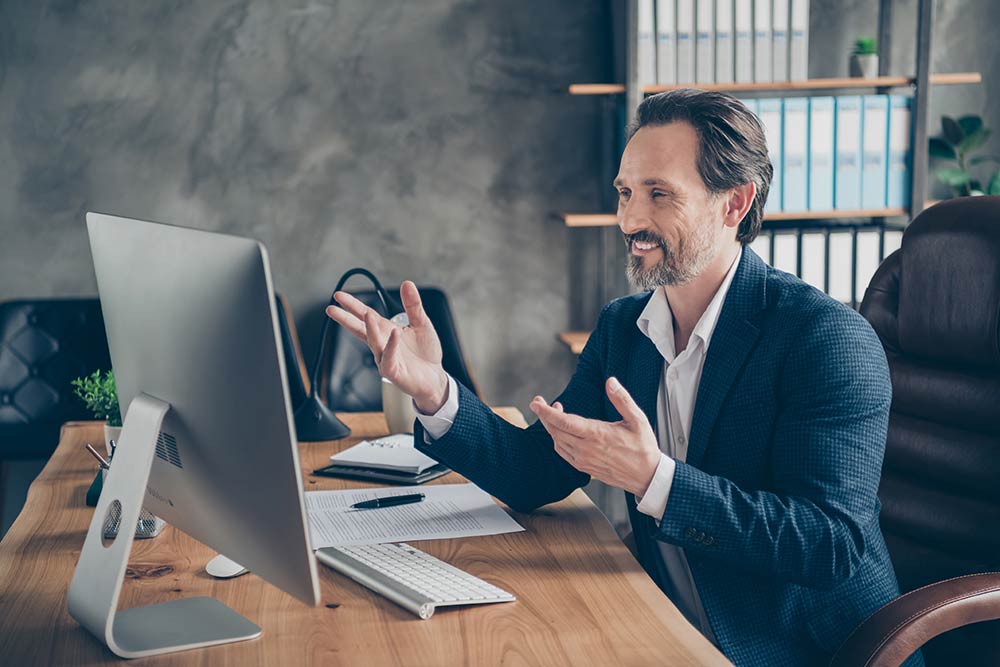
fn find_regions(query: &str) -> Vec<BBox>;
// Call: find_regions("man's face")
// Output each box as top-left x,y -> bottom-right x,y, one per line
614,121 -> 731,290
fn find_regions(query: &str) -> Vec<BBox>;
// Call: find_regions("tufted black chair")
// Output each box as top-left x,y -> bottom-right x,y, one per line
321,287 -> 479,412
0,299 -> 112,463
831,197 -> 1000,666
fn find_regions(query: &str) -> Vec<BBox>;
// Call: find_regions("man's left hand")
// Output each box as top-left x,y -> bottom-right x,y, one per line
529,376 -> 661,498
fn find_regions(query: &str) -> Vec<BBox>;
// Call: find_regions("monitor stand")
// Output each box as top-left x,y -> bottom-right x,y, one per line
67,393 -> 261,658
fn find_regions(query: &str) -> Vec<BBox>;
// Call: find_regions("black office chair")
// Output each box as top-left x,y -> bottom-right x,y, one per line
320,287 -> 480,411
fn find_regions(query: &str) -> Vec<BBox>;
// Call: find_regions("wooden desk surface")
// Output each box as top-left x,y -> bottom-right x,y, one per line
0,412 -> 730,666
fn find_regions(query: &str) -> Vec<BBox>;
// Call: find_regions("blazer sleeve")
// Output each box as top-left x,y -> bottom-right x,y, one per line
653,304 -> 892,590
414,304 -> 617,513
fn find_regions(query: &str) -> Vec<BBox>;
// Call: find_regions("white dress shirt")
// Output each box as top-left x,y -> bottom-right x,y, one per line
416,249 -> 742,644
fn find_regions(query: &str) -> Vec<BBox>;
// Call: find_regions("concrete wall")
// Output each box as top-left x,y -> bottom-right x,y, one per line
0,0 -> 610,415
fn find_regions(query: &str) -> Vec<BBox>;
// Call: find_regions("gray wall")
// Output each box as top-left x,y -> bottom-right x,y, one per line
0,0 -> 610,414
1,0 -> 996,415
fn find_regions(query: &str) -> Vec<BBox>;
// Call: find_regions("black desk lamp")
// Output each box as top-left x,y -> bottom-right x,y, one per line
291,268 -> 403,442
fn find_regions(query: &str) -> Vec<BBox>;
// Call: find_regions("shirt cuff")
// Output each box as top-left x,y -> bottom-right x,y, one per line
414,375 -> 459,442
636,453 -> 677,520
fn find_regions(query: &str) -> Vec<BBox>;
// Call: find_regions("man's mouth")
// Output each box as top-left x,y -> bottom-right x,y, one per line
626,233 -> 664,256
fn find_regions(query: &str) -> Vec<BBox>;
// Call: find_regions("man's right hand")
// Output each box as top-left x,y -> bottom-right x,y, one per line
325,280 -> 450,414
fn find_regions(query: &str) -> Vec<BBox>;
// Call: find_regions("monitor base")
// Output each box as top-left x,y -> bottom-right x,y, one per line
67,393 -> 261,658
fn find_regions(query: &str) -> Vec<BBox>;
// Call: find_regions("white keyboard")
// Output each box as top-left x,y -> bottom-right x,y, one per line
316,543 -> 515,619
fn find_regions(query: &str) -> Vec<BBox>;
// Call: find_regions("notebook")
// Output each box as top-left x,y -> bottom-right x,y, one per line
329,434 -> 439,475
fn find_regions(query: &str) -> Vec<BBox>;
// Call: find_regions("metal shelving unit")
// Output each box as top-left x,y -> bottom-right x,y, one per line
558,0 -> 980,353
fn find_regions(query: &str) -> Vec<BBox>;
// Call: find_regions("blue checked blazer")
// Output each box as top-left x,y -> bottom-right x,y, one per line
415,249 -> 920,666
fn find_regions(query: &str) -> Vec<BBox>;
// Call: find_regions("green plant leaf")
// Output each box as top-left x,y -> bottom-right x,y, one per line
969,155 -> 1000,165
852,36 -> 877,55
929,137 -> 956,159
989,170 -> 1000,195
936,167 -> 970,186
942,116 -> 965,145
957,115 -> 984,138
959,127 -> 991,153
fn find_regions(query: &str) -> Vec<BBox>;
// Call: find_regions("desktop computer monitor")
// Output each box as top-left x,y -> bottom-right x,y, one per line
69,212 -> 319,658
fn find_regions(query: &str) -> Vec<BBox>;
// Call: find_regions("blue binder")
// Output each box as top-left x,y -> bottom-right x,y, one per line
759,98 -> 783,213
783,98 -> 809,212
809,97 -> 835,211
887,95 -> 912,209
861,95 -> 889,209
834,96 -> 863,210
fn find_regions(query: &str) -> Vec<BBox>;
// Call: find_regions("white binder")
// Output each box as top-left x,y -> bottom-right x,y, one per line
715,0 -> 734,83
734,0 -> 754,83
676,0 -> 695,83
754,0 -> 772,83
696,0 -> 715,83
772,0 -> 790,81
638,0 -> 657,88
656,0 -> 677,85
789,0 -> 809,80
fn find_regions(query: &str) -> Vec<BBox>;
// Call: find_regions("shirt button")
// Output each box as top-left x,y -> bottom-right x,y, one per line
677,435 -> 686,445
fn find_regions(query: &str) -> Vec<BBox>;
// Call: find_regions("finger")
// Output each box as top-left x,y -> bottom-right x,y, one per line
380,327 -> 404,379
553,440 -> 577,466
530,398 -> 594,438
334,291 -> 386,325
400,281 -> 431,328
605,376 -> 646,426
325,305 -> 368,342
365,310 -> 392,363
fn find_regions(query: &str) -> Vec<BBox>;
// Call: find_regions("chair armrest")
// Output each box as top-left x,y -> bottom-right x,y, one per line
830,572 -> 1000,667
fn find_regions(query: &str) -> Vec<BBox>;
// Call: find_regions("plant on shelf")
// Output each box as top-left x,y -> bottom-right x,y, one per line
929,114 -> 1000,197
72,370 -> 122,427
850,37 -> 879,78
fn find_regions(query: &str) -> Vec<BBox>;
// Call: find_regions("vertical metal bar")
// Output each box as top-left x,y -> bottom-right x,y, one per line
625,0 -> 642,127
795,227 -> 803,278
878,222 -> 886,261
877,0 -> 893,76
909,0 -> 933,218
850,226 -> 859,309
823,228 -> 831,294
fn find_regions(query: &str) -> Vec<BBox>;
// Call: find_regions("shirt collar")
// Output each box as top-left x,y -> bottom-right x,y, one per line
637,248 -> 743,362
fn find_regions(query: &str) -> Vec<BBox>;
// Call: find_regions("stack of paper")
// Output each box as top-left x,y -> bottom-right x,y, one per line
330,434 -> 438,475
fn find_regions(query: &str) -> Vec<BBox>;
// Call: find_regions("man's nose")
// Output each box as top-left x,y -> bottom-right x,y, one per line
618,198 -> 650,235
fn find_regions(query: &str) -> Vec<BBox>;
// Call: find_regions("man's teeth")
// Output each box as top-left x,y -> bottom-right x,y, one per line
633,240 -> 658,250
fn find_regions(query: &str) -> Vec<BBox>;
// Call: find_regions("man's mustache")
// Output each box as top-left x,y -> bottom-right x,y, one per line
623,230 -> 666,248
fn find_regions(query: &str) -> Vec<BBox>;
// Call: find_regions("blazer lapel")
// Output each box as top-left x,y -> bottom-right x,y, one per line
622,294 -> 661,516
685,249 -> 767,469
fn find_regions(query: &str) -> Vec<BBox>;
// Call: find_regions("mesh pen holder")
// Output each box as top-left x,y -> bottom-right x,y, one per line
99,469 -> 167,539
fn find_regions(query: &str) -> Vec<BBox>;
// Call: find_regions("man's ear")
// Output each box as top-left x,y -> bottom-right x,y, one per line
723,182 -> 757,231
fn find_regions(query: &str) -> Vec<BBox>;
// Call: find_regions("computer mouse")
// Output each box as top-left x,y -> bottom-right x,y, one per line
205,553 -> 249,579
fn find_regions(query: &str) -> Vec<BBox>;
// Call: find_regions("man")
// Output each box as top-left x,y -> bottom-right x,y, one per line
327,89 -> 917,666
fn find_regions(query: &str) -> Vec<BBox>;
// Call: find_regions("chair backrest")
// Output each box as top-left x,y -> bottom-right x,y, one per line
0,299 -> 112,460
321,286 -> 480,412
860,197 -> 1000,666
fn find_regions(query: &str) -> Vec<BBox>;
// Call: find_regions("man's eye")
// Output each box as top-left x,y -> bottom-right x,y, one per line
618,190 -> 630,198
652,191 -> 666,198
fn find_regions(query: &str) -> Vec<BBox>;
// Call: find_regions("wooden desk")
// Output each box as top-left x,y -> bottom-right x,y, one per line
0,412 -> 730,666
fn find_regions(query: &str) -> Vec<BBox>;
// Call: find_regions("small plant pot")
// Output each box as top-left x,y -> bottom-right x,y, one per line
103,424 -> 122,458
850,54 -> 879,78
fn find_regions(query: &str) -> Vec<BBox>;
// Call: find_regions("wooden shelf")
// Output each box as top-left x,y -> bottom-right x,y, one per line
558,208 -> 910,228
568,72 -> 982,96
558,331 -> 590,355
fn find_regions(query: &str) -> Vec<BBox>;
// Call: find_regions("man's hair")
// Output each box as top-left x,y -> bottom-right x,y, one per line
625,88 -> 772,244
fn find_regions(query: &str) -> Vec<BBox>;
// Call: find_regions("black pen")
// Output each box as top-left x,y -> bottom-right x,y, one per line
350,493 -> 425,511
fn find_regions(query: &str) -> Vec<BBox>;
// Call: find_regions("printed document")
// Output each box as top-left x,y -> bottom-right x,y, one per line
305,483 -> 525,548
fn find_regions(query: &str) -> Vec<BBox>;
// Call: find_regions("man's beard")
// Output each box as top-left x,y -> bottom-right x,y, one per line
624,224 -> 717,290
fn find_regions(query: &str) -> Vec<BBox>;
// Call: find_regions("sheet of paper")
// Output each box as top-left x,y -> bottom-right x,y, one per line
305,483 -> 525,548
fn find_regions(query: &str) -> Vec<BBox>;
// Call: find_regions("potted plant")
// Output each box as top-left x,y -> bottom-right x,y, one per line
71,370 -> 122,457
850,37 -> 879,78
929,114 -> 1000,197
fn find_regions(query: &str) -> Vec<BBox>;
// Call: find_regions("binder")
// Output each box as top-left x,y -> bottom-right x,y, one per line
887,95 -> 912,209
749,231 -> 772,265
772,0 -> 790,82
754,0 -> 772,83
715,0 -> 734,83
789,0 -> 809,80
835,96 -> 863,210
759,98 -> 783,213
773,233 -> 798,274
638,0 -> 657,88
696,0 -> 715,83
855,231 -> 881,302
783,97 -> 809,212
801,231 -> 826,290
809,96 -> 835,211
862,95 -> 889,209
828,232 -> 853,303
676,0 -> 695,84
656,0 -> 677,85
734,0 -> 754,83
738,97 -> 759,116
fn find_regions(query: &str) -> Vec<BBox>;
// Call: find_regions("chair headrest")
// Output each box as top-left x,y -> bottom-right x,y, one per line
863,197 -> 1000,369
